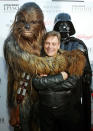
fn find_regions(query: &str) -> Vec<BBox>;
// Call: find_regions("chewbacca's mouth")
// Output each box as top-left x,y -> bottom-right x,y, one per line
22,31 -> 33,37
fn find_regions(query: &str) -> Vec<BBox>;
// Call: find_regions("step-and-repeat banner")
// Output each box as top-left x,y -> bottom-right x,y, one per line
0,0 -> 93,130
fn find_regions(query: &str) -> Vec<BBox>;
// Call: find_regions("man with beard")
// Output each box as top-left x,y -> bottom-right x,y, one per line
53,13 -> 92,131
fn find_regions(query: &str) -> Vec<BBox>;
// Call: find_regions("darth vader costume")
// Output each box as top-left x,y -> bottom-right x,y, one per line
53,13 -> 92,131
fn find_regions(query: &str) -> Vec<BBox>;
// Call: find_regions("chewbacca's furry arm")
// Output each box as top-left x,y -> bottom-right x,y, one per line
7,67 -> 15,108
7,68 -> 20,126
4,38 -> 86,76
4,39 -> 67,74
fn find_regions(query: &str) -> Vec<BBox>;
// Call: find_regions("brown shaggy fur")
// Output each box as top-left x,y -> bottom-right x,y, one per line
6,46 -> 86,77
12,4 -> 46,56
4,2 -> 46,131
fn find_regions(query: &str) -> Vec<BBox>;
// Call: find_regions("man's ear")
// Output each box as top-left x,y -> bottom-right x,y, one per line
58,43 -> 60,49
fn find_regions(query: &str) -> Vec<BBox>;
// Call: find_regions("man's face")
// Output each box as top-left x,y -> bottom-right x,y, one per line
44,36 -> 60,57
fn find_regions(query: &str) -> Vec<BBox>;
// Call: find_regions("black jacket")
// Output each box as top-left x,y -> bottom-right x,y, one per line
32,74 -> 81,109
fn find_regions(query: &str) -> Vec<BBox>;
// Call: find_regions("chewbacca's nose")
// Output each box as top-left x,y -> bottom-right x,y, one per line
25,24 -> 30,29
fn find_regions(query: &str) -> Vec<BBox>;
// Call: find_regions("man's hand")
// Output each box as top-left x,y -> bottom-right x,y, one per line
61,72 -> 68,80
40,74 -> 47,77
40,72 -> 68,80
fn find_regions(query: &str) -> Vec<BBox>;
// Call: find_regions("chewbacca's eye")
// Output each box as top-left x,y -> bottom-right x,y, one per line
30,21 -> 40,24
15,16 -> 25,23
30,21 -> 36,24
20,20 -> 25,24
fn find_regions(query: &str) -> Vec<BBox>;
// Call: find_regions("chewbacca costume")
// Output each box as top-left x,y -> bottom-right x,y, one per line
4,2 -> 46,131
4,2 -> 86,131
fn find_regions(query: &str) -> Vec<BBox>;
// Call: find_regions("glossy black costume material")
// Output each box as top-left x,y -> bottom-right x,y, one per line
53,13 -> 92,131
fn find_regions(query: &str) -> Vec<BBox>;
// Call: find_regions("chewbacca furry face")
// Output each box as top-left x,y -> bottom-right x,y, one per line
12,2 -> 46,55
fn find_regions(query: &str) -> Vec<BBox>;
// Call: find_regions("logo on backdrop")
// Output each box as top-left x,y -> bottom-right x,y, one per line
72,5 -> 92,12
4,4 -> 19,12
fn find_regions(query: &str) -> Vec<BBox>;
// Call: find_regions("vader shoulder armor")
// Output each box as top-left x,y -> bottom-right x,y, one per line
70,37 -> 88,55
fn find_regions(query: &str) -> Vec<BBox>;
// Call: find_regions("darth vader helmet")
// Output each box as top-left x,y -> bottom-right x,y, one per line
53,13 -> 75,38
